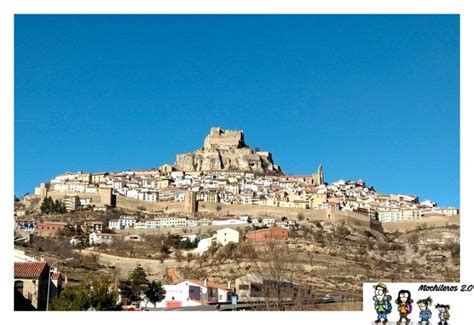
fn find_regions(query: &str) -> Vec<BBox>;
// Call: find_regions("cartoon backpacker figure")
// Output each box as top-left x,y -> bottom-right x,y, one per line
417,297 -> 433,325
373,283 -> 392,324
435,304 -> 450,325
395,290 -> 413,324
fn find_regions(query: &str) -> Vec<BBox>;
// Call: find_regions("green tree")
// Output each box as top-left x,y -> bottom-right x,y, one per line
145,281 -> 166,307
165,234 -> 182,248
119,265 -> 150,303
50,275 -> 120,311
178,238 -> 199,250
40,197 -> 66,215
53,199 -> 66,213
40,197 -> 54,214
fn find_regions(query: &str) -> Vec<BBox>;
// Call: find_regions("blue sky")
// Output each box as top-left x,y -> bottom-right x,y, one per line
14,15 -> 459,207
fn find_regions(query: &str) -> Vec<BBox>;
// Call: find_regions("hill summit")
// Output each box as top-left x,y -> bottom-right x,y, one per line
175,127 -> 283,175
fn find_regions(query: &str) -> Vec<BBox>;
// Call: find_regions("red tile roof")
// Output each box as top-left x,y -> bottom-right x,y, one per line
14,262 -> 48,279
183,279 -> 232,291
51,272 -> 62,281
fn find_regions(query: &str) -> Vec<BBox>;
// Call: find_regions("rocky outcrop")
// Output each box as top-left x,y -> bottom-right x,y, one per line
175,127 -> 283,175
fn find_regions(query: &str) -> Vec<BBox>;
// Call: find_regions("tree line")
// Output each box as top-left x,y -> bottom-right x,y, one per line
50,265 -> 166,310
40,197 -> 66,214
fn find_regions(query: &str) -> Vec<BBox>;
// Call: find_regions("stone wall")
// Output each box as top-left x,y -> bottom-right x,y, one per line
47,192 -> 102,203
382,215 -> 460,233
197,202 -> 332,219
115,196 -> 186,213
114,197 -> 378,230
204,127 -> 245,149
117,223 -> 251,236
15,272 -> 48,310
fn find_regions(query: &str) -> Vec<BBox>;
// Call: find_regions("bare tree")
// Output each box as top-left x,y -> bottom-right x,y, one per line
251,241 -> 300,311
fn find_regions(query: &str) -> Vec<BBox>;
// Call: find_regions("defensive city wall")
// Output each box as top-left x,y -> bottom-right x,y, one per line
43,191 -> 382,231
115,196 -> 185,214
115,196 -> 381,230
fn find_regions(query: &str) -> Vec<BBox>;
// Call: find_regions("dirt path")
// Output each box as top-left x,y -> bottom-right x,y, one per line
77,248 -> 179,280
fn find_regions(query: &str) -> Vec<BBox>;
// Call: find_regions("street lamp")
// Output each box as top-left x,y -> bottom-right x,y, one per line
45,257 -> 74,311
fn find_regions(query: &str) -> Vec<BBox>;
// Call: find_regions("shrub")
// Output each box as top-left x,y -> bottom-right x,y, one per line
448,243 -> 460,259
335,223 -> 351,239
363,229 -> 375,239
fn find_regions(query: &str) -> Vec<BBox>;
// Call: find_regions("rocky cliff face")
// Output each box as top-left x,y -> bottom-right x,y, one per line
175,127 -> 283,175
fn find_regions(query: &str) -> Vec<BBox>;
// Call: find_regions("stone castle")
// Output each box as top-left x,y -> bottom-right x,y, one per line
175,127 -> 283,175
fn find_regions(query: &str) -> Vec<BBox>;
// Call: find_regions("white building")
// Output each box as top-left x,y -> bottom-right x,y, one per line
378,209 -> 421,222
215,228 -> 239,246
134,222 -> 147,229
140,284 -> 201,309
433,207 -> 459,216
89,232 -> 121,245
262,218 -> 276,227
126,189 -> 139,200
144,219 -> 161,229
16,221 -> 35,233
119,215 -> 137,228
108,216 -> 137,230
173,280 -> 232,304
79,198 -> 92,206
108,219 -> 121,230
141,279 -> 231,308
186,219 -> 197,227
196,237 -> 214,256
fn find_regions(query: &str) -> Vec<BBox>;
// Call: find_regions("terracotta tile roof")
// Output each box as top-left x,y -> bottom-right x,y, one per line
14,261 -> 48,279
51,272 -> 62,281
187,279 -> 232,291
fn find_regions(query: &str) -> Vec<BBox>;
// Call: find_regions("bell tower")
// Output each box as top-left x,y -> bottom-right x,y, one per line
313,164 -> 324,186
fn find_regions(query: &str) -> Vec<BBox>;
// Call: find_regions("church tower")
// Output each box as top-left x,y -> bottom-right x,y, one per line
313,164 -> 324,186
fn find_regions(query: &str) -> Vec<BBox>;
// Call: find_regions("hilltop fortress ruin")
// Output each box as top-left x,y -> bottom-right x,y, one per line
175,127 -> 283,175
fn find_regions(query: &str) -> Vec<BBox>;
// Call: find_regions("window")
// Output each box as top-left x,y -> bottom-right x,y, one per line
15,281 -> 24,294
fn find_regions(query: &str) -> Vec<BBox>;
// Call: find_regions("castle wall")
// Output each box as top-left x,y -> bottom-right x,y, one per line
207,136 -> 242,147
114,196 -> 375,229
115,196 -> 186,213
197,202 -> 336,220
46,190 -> 112,207
47,192 -> 102,203
382,215 -> 460,233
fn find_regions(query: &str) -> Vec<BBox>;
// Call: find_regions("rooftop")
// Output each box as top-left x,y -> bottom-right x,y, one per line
177,279 -> 231,291
14,261 -> 48,279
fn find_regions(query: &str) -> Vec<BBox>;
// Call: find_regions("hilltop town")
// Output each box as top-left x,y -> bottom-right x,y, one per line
14,127 -> 460,311
29,127 -> 457,222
